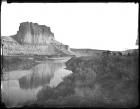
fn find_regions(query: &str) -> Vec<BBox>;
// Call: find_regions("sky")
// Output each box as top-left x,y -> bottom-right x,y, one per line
1,2 -> 139,51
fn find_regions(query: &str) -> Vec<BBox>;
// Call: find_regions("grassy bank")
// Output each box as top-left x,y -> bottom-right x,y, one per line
36,49 -> 138,107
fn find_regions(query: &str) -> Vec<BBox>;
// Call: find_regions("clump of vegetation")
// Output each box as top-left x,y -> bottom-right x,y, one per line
36,50 -> 138,107
65,50 -> 138,107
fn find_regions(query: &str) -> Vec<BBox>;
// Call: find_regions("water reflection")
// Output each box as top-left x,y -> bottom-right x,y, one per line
1,80 -> 42,107
1,59 -> 72,107
19,61 -> 63,89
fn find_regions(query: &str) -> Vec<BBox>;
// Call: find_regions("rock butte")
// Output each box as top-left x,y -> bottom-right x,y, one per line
1,22 -> 74,56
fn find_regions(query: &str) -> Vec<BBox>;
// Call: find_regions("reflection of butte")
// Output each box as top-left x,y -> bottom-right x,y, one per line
18,61 -> 63,89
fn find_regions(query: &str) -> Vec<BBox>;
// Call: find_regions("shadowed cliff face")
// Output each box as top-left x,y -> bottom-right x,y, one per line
136,37 -> 138,45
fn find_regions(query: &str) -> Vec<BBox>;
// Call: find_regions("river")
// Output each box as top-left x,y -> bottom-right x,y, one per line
1,57 -> 73,107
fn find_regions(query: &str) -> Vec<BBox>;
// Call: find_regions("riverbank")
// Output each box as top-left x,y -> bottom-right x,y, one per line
36,50 -> 138,107
1,55 -> 72,72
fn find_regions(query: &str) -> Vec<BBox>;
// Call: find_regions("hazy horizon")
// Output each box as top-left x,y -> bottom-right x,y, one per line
1,2 -> 139,51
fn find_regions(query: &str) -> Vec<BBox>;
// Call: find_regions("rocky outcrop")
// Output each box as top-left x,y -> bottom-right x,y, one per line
12,22 -> 54,45
1,22 -> 74,56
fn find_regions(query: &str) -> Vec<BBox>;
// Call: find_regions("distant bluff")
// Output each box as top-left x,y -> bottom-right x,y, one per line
1,22 -> 74,56
12,22 -> 55,45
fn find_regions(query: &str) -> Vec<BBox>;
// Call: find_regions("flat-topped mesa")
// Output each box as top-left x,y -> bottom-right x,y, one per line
1,22 -> 75,56
12,22 -> 55,45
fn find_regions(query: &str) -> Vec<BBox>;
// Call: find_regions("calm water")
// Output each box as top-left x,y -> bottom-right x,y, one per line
1,58 -> 73,107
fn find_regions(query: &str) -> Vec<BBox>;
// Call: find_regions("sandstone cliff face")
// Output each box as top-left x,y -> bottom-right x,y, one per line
12,22 -> 54,45
1,22 -> 73,56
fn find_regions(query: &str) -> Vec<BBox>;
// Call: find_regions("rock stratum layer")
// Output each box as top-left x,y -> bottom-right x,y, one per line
1,22 -> 74,56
